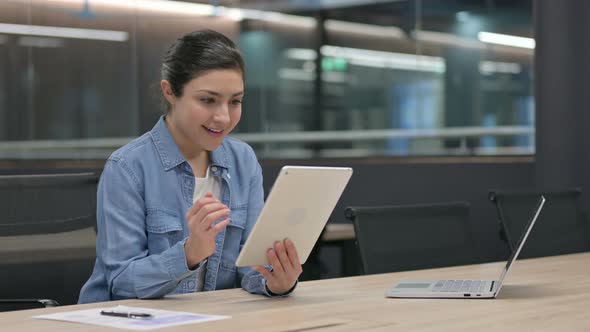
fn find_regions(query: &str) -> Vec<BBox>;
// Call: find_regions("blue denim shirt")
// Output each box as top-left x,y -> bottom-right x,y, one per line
79,116 -> 281,303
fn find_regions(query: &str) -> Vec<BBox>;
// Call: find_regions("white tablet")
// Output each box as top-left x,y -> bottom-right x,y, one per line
235,166 -> 353,267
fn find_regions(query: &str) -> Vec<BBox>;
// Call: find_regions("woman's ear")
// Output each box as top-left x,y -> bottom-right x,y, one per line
160,80 -> 176,107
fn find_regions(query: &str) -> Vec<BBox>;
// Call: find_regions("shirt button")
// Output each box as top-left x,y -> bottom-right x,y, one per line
211,166 -> 218,172
188,280 -> 195,289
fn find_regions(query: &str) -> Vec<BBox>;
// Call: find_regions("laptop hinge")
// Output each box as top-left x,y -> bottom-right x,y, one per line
489,281 -> 495,292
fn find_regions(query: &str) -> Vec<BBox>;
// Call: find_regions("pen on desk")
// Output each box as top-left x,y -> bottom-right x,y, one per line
100,310 -> 153,319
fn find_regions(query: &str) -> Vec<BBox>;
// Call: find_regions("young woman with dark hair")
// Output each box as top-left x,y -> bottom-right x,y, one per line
79,30 -> 301,303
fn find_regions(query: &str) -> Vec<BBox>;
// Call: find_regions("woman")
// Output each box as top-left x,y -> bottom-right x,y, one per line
79,30 -> 301,303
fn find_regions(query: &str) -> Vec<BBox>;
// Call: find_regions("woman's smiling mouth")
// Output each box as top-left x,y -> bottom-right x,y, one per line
203,126 -> 224,137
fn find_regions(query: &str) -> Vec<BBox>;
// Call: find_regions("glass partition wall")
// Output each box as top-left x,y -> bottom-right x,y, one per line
0,0 -> 533,161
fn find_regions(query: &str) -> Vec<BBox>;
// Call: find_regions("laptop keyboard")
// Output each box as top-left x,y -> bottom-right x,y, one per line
432,280 -> 487,293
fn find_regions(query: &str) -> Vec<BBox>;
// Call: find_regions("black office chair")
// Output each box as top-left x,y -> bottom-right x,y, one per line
0,173 -> 98,312
345,201 -> 476,275
489,188 -> 590,258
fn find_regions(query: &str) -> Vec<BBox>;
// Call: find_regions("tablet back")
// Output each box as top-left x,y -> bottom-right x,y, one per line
235,166 -> 353,267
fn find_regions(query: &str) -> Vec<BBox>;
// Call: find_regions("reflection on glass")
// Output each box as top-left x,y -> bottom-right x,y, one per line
0,0 -> 533,160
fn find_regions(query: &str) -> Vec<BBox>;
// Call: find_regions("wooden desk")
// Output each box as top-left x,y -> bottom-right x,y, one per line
2,252 -> 589,331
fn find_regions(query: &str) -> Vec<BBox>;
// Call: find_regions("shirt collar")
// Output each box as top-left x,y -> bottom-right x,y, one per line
149,116 -> 230,172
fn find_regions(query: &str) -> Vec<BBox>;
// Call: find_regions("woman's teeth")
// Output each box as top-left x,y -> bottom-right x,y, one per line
205,126 -> 222,133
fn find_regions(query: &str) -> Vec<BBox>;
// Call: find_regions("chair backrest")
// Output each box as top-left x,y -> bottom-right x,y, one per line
345,201 -> 475,275
0,173 -> 99,308
489,188 -> 590,258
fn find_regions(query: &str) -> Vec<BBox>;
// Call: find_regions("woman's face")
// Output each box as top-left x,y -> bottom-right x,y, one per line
163,69 -> 243,152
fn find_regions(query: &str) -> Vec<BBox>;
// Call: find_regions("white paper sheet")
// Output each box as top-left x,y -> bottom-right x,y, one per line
33,305 -> 230,330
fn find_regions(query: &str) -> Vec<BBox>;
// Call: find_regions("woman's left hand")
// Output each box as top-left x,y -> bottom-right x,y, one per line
253,238 -> 302,295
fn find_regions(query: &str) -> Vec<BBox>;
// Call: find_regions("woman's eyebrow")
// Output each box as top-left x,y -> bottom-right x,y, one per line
197,90 -> 244,97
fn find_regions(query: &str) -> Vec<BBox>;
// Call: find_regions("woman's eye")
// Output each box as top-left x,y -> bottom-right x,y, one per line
231,99 -> 243,105
201,98 -> 215,104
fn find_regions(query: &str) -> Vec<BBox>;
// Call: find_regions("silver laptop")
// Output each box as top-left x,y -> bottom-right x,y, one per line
386,195 -> 545,299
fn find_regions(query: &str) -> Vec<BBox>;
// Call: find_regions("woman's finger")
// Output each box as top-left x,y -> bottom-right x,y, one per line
274,240 -> 294,274
190,202 -> 227,226
210,218 -> 230,235
252,265 -> 273,281
267,247 -> 285,274
284,238 -> 302,273
199,208 -> 230,230
185,193 -> 218,220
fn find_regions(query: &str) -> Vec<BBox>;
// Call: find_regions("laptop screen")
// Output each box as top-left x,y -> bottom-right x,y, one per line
495,195 -> 546,290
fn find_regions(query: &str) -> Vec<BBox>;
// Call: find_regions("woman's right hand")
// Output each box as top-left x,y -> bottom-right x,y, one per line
184,192 -> 231,268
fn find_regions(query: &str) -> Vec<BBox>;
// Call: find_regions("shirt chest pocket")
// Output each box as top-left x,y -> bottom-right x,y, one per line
145,210 -> 185,254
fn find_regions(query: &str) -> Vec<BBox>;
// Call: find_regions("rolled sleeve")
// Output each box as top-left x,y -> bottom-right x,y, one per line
165,238 -> 198,280
263,278 -> 298,297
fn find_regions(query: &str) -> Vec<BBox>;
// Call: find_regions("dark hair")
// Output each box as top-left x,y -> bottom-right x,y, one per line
160,29 -> 245,111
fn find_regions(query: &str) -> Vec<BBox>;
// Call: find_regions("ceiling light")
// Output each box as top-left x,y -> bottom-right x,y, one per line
478,31 -> 535,49
0,22 -> 128,41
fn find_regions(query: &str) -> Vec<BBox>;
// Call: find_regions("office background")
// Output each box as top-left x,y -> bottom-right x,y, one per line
0,0 -> 589,289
